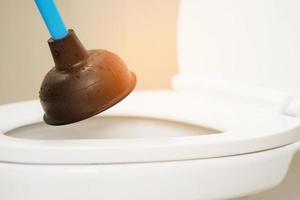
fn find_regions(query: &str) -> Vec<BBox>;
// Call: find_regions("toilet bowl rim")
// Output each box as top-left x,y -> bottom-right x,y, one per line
0,90 -> 299,164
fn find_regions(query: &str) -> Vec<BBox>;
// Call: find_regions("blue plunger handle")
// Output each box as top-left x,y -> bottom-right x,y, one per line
34,0 -> 68,40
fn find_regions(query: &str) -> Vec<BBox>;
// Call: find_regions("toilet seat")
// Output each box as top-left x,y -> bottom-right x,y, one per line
0,90 -> 300,164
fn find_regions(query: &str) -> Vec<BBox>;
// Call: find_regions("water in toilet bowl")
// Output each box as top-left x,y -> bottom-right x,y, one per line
5,116 -> 219,140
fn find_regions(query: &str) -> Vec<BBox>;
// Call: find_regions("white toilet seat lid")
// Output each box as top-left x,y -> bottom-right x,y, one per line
177,0 -> 300,95
0,91 -> 300,164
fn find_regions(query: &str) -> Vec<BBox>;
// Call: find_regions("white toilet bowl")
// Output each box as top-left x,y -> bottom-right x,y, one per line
2,0 -> 300,199
1,90 -> 300,200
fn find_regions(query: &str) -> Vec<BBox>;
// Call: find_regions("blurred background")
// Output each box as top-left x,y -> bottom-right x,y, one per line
0,0 -> 179,104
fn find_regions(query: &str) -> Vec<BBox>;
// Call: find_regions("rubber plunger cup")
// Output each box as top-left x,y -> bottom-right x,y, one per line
39,30 -> 136,125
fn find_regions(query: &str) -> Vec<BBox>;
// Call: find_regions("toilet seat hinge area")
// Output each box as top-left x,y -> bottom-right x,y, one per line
281,96 -> 300,118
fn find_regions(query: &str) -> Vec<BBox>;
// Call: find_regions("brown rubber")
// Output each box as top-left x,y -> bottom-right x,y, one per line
39,30 -> 137,125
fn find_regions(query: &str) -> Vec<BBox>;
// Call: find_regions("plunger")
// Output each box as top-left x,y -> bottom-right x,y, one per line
35,0 -> 136,125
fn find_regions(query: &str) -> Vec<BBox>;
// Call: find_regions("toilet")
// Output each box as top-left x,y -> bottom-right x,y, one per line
1,0 -> 300,200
